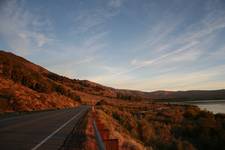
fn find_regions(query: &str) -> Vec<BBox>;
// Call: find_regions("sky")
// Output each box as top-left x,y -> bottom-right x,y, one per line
0,0 -> 225,91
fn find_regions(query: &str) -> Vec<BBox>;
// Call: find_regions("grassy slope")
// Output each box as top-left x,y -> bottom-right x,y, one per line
0,50 -> 109,112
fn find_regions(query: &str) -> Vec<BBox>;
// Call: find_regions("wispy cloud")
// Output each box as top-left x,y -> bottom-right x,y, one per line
115,2 -> 225,75
89,41 -> 200,85
43,29 -> 109,78
108,64 -> 225,91
1,0 -> 225,91
108,0 -> 125,8
146,64 -> 225,91
0,0 -> 53,55
49,0 -> 126,78
72,0 -> 124,34
87,0 -> 225,90
130,41 -> 199,68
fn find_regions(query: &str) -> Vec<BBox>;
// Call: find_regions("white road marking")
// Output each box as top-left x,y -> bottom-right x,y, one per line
31,109 -> 84,150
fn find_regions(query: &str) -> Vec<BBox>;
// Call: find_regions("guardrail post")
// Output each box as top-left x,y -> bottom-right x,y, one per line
104,139 -> 119,150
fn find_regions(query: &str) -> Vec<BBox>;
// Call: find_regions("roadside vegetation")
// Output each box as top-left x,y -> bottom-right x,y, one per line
96,100 -> 225,150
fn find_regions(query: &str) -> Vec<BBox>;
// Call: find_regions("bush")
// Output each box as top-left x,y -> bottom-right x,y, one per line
184,107 -> 199,119
0,88 -> 15,100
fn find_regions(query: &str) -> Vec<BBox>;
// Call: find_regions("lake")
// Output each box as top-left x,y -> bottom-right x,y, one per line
168,100 -> 225,114
196,102 -> 225,114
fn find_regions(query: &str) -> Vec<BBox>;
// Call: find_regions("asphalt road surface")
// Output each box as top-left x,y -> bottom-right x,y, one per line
0,105 -> 89,150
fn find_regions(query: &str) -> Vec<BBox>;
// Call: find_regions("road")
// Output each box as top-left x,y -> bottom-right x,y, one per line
0,105 -> 89,150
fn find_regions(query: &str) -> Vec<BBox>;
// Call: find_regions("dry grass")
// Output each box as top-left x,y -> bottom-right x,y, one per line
96,100 -> 225,150
0,77 -> 78,112
95,109 -> 145,150
83,112 -> 98,150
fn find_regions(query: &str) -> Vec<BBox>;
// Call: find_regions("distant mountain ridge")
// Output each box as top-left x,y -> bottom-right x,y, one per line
115,89 -> 225,101
147,90 -> 225,101
0,50 -> 224,112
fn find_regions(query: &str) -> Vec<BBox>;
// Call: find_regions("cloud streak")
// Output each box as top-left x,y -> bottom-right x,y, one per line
0,0 -> 225,91
0,0 -> 53,55
88,0 -> 225,90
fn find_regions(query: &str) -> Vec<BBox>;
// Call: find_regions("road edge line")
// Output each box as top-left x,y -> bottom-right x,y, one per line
31,109 -> 84,150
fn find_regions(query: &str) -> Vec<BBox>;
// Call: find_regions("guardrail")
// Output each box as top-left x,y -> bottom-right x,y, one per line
93,120 -> 106,150
92,107 -> 119,150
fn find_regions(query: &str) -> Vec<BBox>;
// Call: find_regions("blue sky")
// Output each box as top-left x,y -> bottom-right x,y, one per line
0,0 -> 225,91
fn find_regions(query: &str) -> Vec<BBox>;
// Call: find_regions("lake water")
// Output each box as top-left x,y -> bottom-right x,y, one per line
196,102 -> 225,114
168,100 -> 225,114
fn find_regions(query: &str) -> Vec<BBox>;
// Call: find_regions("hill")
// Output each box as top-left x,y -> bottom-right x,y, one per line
0,50 -> 225,112
0,50 -> 109,112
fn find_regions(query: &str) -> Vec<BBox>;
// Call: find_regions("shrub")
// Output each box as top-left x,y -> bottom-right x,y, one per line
0,88 -> 15,100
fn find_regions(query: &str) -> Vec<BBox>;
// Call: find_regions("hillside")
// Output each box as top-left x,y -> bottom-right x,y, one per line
0,50 -> 225,112
0,50 -> 109,112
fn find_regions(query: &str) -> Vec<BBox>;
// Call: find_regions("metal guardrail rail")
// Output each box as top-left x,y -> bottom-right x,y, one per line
93,119 -> 106,150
